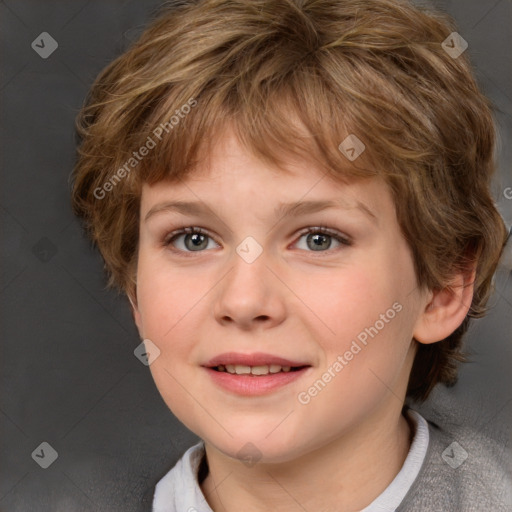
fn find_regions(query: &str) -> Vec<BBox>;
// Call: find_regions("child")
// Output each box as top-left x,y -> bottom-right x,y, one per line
71,0 -> 511,510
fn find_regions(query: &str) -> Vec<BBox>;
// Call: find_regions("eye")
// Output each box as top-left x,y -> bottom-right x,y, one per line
163,227 -> 219,254
162,225 -> 352,256
294,226 -> 352,253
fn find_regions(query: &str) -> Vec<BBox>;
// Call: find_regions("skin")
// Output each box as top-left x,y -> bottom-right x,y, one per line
132,126 -> 474,511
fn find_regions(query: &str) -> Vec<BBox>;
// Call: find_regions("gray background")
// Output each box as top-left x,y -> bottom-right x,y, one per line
1,0 -> 511,511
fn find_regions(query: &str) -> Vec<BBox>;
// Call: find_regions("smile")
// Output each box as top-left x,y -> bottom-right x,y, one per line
213,364 -> 305,375
202,352 -> 313,395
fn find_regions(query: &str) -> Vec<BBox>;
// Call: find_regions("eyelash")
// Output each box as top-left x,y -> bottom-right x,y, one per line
161,225 -> 352,257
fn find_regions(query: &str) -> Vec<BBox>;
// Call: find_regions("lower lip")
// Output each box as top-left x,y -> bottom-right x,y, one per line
203,367 -> 311,396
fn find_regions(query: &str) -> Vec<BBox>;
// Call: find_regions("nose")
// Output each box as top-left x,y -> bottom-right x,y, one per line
213,247 -> 286,331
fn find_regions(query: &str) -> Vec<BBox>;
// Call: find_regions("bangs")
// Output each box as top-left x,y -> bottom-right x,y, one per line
123,64 -> 381,192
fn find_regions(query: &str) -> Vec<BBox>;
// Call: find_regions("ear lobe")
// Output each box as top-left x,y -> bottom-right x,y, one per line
413,267 -> 476,345
128,294 -> 143,336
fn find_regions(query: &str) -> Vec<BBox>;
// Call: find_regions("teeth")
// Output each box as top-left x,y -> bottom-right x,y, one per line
216,364 -> 296,375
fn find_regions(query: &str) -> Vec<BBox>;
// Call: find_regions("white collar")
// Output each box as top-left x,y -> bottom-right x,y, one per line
359,409 -> 429,511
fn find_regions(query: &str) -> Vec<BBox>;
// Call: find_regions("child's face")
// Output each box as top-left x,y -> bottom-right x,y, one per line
133,128 -> 430,463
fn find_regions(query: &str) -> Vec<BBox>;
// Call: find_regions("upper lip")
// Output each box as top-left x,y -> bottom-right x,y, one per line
203,352 -> 311,368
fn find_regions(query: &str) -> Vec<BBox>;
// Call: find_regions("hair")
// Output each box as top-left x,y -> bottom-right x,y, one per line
71,0 -> 508,402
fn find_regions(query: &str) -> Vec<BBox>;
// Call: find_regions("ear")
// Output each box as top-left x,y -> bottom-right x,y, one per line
128,292 -> 144,337
413,266 -> 476,345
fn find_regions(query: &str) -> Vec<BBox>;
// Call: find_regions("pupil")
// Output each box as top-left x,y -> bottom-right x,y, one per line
308,233 -> 331,251
186,233 -> 208,251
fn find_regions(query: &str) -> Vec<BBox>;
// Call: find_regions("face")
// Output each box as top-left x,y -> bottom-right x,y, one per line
133,128 -> 429,463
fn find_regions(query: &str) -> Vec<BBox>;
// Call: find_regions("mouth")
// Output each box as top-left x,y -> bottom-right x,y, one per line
210,364 -> 309,375
202,352 -> 312,395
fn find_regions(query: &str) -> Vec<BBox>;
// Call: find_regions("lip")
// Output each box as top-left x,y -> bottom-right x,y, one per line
202,352 -> 312,396
203,352 -> 310,368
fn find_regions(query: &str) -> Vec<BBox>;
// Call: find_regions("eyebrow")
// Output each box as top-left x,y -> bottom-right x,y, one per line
144,199 -> 377,224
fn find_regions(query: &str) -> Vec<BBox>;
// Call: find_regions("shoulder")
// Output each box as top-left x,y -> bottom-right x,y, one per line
398,410 -> 512,511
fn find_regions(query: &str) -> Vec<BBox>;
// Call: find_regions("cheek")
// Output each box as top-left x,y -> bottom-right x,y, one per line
136,251 -> 200,336
134,256 -> 206,397
135,262 -> 205,424
295,262 -> 412,391
292,264 -> 394,346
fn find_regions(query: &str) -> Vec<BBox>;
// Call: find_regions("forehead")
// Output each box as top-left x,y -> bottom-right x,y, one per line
139,126 -> 393,223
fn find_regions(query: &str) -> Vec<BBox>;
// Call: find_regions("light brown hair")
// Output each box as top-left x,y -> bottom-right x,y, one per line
71,0 -> 508,402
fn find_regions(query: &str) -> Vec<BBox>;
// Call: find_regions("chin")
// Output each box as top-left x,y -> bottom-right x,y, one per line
200,427 -> 310,466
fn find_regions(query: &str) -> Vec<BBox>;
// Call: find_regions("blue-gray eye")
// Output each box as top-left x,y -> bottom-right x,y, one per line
165,227 -> 218,252
295,228 -> 351,252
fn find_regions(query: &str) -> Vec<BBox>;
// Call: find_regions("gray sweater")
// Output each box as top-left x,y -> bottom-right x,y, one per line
396,411 -> 512,511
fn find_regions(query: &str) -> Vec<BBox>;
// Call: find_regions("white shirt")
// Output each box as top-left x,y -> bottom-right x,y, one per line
153,409 -> 429,512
